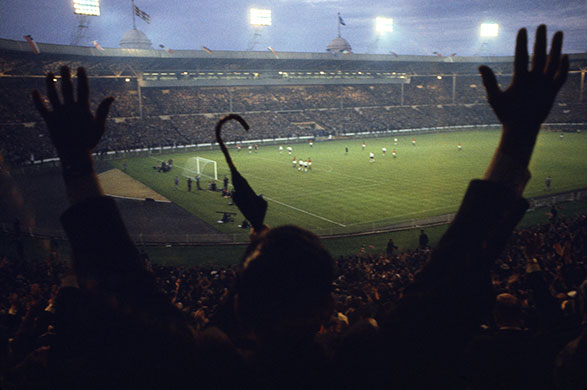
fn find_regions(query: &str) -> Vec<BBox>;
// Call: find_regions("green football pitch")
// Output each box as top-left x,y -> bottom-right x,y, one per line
109,128 -> 587,237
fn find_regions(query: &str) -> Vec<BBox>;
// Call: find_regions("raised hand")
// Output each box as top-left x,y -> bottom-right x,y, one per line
479,25 -> 568,163
32,66 -> 114,171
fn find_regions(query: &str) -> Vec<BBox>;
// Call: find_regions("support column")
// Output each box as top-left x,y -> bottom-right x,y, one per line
452,73 -> 457,104
137,75 -> 143,119
580,70 -> 585,103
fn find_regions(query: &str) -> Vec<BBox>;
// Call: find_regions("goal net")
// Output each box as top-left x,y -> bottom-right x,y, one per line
182,157 -> 218,180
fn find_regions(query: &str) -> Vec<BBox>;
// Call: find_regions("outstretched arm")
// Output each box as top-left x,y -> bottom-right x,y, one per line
480,25 -> 568,197
377,26 -> 569,388
32,66 -> 114,204
32,67 -> 147,288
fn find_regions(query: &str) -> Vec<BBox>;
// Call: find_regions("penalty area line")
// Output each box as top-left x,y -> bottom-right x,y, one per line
263,196 -> 346,227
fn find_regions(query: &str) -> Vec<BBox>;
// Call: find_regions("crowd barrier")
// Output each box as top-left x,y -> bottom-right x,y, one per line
2,188 -> 585,245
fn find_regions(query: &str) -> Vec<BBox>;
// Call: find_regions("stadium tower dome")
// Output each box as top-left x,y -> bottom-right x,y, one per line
120,28 -> 153,50
326,36 -> 352,53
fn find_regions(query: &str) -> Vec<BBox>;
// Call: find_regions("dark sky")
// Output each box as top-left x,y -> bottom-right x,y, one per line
1,0 -> 585,55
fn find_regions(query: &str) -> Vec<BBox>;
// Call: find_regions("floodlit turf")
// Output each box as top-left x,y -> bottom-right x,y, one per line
109,128 -> 587,236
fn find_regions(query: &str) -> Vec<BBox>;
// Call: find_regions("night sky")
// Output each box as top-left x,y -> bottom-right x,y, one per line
1,0 -> 585,56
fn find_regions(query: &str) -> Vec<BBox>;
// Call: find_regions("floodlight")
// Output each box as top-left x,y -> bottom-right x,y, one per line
375,17 -> 393,33
250,8 -> 271,26
73,0 -> 100,16
480,23 -> 499,37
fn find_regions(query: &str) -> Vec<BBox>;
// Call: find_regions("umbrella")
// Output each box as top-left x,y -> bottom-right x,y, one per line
215,114 -> 268,232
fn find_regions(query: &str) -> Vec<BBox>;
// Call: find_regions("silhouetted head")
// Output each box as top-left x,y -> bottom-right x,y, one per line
236,225 -> 334,341
494,293 -> 524,328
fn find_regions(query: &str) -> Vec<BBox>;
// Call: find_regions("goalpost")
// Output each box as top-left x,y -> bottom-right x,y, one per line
183,157 -> 218,180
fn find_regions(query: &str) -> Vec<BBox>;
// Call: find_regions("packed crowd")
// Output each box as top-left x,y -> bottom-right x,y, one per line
0,71 -> 585,165
4,102 -> 585,165
1,212 -> 585,388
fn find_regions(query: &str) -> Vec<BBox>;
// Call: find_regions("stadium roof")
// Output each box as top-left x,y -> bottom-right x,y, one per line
120,28 -> 153,50
1,38 -> 586,79
327,37 -> 352,54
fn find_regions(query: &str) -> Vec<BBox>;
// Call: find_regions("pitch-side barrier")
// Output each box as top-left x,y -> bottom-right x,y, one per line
2,188 -> 586,245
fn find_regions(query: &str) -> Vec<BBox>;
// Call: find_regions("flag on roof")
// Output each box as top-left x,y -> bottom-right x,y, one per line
338,13 -> 346,26
92,40 -> 105,51
24,35 -> 40,54
202,46 -> 213,54
134,5 -> 151,24
159,44 -> 174,54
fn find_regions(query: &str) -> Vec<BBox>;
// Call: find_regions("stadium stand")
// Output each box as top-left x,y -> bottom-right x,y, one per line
1,38 -> 586,165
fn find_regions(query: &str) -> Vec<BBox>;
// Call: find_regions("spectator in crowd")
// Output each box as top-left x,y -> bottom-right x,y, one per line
553,279 -> 587,389
386,237 -> 398,257
28,66 -> 244,389
418,229 -> 429,248
461,293 -> 544,389
234,225 -> 335,389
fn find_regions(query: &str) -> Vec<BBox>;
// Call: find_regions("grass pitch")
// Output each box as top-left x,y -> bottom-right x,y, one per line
109,128 -> 587,236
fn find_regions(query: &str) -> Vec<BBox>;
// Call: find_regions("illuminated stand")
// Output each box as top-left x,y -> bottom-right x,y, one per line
477,23 -> 499,56
247,8 -> 271,51
70,0 -> 100,46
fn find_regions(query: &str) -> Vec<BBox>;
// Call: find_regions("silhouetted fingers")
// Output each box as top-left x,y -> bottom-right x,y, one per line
513,28 -> 529,80
553,55 -> 569,92
479,65 -> 500,102
545,31 -> 563,79
95,97 -> 114,140
531,25 -> 547,73
77,67 -> 90,107
32,90 -> 48,121
60,66 -> 74,105
45,72 -> 60,109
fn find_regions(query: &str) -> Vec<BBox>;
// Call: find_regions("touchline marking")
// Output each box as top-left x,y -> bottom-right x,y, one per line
263,196 -> 347,227
344,203 -> 460,227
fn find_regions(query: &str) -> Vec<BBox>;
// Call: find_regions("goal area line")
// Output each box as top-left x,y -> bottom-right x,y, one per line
263,196 -> 346,227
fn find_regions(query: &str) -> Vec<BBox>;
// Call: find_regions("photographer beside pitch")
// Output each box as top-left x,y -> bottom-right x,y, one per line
29,24 -> 568,389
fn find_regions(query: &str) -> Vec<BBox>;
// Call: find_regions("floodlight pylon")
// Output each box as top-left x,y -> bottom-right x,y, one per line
247,28 -> 264,51
70,15 -> 91,46
247,8 -> 271,51
70,1 -> 100,46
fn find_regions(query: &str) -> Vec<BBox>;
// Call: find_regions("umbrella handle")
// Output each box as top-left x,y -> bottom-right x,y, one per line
215,114 -> 250,174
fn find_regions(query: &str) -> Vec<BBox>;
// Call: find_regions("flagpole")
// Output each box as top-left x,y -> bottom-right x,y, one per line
131,0 -> 137,29
337,12 -> 341,37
